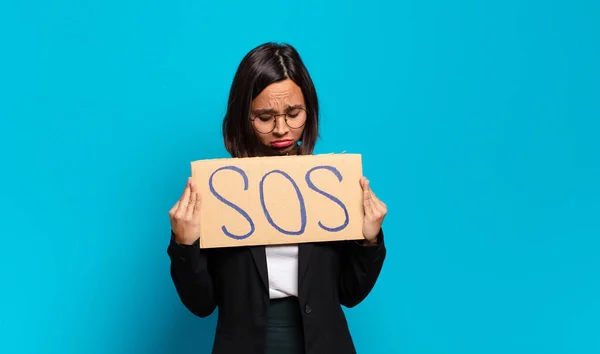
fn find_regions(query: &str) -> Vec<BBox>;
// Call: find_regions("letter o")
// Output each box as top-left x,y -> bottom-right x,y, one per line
259,170 -> 307,236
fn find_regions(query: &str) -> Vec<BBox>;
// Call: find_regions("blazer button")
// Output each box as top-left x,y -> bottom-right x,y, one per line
304,305 -> 312,314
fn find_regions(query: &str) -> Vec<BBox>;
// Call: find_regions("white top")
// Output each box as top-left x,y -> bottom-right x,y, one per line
265,244 -> 299,299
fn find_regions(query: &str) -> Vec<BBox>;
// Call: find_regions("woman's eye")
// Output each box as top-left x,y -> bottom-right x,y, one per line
258,115 -> 272,121
287,109 -> 302,117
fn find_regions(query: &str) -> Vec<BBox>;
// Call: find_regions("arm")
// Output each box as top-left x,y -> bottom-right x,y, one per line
338,229 -> 387,308
167,231 -> 217,317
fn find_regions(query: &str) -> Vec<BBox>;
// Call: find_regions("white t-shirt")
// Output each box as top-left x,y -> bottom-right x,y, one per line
265,244 -> 299,299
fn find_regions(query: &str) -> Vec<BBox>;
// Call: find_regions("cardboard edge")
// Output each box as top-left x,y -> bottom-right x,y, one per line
189,152 -> 362,165
200,232 -> 365,249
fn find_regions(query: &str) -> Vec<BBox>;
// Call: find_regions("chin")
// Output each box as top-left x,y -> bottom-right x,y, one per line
273,146 -> 294,155
260,142 -> 299,156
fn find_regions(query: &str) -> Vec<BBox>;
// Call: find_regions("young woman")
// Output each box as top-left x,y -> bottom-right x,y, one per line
167,42 -> 388,354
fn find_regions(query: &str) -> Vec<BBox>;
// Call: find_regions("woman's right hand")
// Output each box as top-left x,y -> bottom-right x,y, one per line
169,177 -> 202,245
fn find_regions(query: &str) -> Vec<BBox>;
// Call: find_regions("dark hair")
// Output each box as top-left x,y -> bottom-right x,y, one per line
222,42 -> 319,158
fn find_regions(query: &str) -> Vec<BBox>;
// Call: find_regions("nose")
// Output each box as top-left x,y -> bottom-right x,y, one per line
272,115 -> 289,136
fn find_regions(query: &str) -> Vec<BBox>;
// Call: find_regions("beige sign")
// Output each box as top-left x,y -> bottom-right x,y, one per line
190,153 -> 365,248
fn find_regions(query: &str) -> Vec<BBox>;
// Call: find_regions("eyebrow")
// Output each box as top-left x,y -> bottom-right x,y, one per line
252,104 -> 304,115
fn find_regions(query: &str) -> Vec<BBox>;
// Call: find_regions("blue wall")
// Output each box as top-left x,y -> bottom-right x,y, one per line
1,0 -> 599,353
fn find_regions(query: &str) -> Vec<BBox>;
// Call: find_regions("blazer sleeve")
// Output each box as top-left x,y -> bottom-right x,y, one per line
166,231 -> 217,317
338,228 -> 387,308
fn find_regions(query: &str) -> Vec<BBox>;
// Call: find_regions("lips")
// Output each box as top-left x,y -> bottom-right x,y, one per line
271,139 -> 293,149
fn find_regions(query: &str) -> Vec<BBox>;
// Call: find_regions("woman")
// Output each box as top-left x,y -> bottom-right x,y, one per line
167,42 -> 388,354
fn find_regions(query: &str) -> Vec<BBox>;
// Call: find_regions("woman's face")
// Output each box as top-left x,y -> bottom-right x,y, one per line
250,79 -> 307,156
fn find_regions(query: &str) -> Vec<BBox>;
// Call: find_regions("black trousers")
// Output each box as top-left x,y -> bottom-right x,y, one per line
265,297 -> 306,354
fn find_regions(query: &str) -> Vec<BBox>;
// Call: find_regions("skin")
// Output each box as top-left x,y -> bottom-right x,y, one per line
250,79 -> 306,156
170,80 -> 388,246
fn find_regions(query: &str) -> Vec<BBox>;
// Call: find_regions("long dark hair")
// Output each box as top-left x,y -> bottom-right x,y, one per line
222,42 -> 319,158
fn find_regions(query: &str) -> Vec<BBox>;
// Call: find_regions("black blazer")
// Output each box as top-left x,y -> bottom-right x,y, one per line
167,229 -> 386,354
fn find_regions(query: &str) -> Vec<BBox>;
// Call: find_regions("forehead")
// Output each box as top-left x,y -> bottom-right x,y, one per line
252,79 -> 305,108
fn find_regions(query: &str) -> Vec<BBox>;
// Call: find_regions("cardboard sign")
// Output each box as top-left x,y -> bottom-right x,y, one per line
190,153 -> 365,248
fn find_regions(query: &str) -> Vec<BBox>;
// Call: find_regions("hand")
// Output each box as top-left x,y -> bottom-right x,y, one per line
169,177 -> 202,245
360,176 -> 387,244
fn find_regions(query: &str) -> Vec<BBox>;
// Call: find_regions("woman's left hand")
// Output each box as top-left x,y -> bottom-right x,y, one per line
360,176 -> 388,244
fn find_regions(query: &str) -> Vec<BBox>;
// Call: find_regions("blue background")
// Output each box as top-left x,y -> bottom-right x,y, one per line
1,0 -> 599,353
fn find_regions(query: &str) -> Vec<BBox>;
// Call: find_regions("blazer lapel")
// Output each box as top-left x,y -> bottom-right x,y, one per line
249,246 -> 269,292
298,243 -> 314,288
250,243 -> 314,293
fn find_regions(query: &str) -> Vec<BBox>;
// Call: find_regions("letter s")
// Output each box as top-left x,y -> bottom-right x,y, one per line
208,166 -> 255,240
305,165 -> 349,232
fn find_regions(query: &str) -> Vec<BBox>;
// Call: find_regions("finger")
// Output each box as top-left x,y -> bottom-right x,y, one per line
193,192 -> 202,218
362,178 -> 374,201
188,181 -> 196,206
363,179 -> 386,210
169,200 -> 180,217
363,179 -> 371,200
370,190 -> 386,210
170,179 -> 189,216
180,177 -> 191,195
185,183 -> 197,219
176,180 -> 191,215
363,180 -> 374,216
370,188 -> 379,202
363,177 -> 372,192
359,176 -> 367,189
